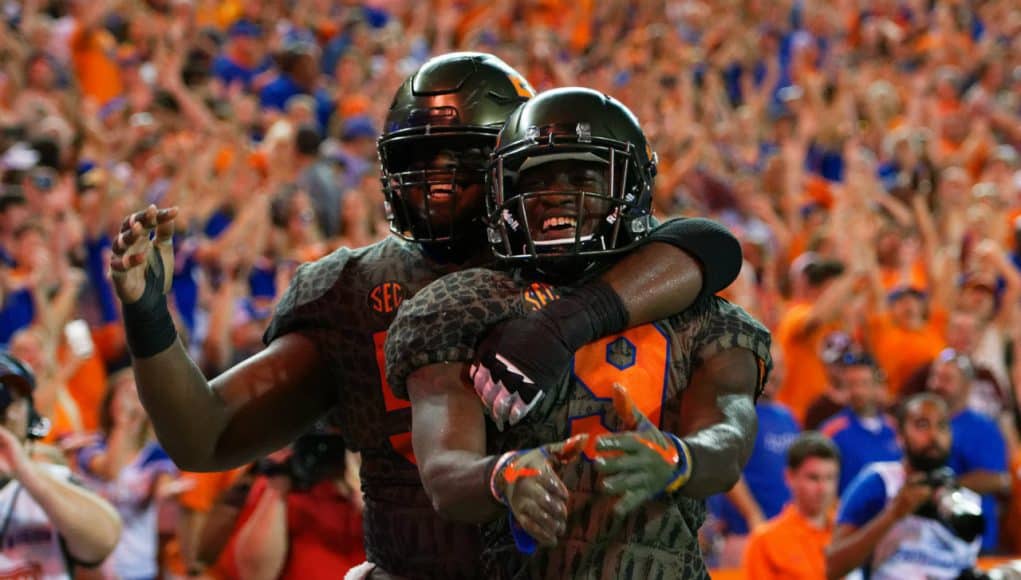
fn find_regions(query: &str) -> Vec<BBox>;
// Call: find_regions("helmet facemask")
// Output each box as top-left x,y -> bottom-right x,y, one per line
379,132 -> 495,244
487,127 -> 653,262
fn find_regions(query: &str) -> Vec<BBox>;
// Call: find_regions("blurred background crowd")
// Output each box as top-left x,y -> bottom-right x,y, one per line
2,0 -> 1021,577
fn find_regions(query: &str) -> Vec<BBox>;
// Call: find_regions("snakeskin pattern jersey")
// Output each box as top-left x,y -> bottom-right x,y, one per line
264,236 -> 486,579
385,267 -> 772,580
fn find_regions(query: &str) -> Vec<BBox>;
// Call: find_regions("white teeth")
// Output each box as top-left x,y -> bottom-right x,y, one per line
542,217 -> 577,232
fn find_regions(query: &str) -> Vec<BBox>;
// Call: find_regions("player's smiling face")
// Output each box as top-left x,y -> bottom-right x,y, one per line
518,159 -> 612,245
401,147 -> 487,234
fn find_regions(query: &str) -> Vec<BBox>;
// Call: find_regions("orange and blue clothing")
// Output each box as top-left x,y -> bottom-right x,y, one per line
949,408 -> 1007,552
821,408 -> 902,493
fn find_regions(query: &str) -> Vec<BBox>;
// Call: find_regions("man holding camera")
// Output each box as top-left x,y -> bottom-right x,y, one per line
0,351 -> 122,579
826,393 -> 983,580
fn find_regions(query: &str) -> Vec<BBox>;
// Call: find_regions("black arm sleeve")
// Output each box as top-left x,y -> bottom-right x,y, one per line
640,217 -> 743,298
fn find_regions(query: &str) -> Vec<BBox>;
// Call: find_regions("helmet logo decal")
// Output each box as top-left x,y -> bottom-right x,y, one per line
526,125 -> 540,142
576,123 -> 592,143
508,75 -> 534,98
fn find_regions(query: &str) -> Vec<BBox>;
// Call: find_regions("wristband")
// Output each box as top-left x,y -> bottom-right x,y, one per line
487,451 -> 516,505
541,279 -> 629,351
122,249 -> 178,358
663,433 -> 694,494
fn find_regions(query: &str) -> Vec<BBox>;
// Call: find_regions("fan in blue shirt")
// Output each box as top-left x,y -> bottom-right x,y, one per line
820,352 -> 902,493
925,350 -> 1008,553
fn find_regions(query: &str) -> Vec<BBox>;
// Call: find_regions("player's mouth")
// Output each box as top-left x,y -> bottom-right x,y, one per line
427,184 -> 455,202
541,216 -> 577,233
534,213 -> 595,244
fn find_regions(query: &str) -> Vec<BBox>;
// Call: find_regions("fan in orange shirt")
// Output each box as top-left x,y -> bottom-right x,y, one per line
743,432 -> 840,580
68,1 -> 123,106
776,253 -> 861,423
867,285 -> 947,397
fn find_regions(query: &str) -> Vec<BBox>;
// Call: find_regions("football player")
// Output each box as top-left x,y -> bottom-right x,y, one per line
384,87 -> 772,579
110,54 -> 739,579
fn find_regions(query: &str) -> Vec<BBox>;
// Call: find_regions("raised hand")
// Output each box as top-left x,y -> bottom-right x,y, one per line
109,205 -> 177,305
110,205 -> 180,358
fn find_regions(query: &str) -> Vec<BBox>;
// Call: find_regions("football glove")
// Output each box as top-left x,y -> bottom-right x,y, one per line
594,383 -> 693,516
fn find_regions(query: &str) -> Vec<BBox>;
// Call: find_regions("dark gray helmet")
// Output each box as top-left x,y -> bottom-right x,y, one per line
486,87 -> 657,262
378,52 -> 535,244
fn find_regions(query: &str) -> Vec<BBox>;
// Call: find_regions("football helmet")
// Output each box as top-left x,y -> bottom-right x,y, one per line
378,52 -> 535,244
486,87 -> 657,262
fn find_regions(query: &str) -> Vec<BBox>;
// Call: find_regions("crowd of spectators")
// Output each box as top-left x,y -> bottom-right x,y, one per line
3,0 -> 1021,576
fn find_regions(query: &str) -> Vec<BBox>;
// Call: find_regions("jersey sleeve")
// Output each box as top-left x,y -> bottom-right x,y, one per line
692,297 -> 774,399
837,470 -> 888,528
384,268 -> 525,400
262,248 -> 352,345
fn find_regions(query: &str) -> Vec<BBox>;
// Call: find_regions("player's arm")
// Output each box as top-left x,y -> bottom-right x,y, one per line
673,347 -> 760,497
604,217 -> 741,321
408,362 -> 584,548
474,218 -> 742,426
407,363 -> 499,522
594,347 -> 761,514
110,206 -> 335,471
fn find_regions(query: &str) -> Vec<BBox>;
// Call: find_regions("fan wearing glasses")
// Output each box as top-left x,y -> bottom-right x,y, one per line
925,348 -> 1009,554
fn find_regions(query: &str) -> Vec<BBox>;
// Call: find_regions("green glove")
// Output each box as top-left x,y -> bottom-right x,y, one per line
594,383 -> 693,516
489,434 -> 589,548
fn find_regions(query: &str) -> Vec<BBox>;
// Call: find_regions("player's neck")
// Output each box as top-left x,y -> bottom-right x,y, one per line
418,237 -> 486,266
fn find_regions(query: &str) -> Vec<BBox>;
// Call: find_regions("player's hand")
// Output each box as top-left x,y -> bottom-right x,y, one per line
109,205 -> 177,304
491,434 -> 588,549
594,383 -> 691,516
470,311 -> 573,430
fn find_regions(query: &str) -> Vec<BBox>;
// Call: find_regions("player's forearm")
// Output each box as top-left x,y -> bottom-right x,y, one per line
18,462 -> 122,564
132,339 -> 233,471
409,363 -> 503,523
826,510 -> 900,579
420,451 -> 503,523
680,394 -> 758,498
678,349 -> 761,499
600,241 -> 704,327
602,218 -> 742,323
